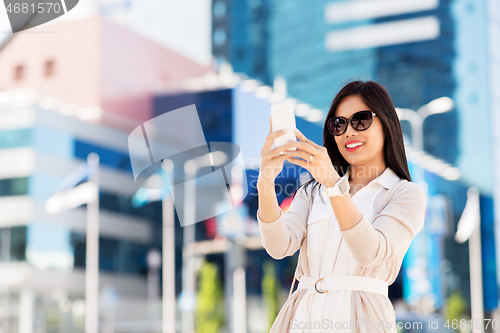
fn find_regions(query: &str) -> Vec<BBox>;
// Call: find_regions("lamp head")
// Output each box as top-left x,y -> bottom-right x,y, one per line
426,97 -> 454,114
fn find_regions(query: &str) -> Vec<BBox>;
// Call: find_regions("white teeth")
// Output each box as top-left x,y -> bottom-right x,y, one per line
346,142 -> 364,148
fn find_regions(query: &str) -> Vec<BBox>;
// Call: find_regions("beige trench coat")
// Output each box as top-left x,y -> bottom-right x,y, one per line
257,168 -> 426,333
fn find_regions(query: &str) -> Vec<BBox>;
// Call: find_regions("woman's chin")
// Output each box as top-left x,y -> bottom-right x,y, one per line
345,157 -> 365,166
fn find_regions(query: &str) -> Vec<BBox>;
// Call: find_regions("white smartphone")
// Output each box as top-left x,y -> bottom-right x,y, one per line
270,101 -> 297,155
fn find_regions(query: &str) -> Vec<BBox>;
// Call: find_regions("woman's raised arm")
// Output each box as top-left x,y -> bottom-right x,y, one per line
256,115 -> 295,220
257,186 -> 310,260
256,115 -> 303,258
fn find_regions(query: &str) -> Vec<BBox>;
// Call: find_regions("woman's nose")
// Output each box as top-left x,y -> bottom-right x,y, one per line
344,122 -> 358,136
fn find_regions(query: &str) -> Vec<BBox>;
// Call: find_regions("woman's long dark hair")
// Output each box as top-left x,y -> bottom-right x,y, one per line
293,80 -> 412,203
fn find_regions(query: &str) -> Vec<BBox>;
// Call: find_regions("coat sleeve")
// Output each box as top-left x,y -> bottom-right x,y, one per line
257,187 -> 310,260
339,183 -> 426,267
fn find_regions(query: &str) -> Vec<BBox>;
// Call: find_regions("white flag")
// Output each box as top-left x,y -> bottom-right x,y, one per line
44,161 -> 98,214
45,182 -> 98,214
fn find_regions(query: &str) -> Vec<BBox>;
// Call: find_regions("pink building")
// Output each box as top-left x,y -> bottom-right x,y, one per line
0,15 -> 214,124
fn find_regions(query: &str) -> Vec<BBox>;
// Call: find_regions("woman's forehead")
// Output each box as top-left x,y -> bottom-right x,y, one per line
336,95 -> 371,117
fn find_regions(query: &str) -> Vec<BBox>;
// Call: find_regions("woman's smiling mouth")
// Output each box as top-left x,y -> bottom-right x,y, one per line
345,141 -> 364,152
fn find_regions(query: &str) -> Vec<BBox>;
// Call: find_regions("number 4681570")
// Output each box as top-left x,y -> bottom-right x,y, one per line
444,318 -> 497,330
5,2 -> 62,14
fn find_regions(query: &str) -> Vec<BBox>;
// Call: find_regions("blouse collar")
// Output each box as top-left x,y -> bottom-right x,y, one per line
366,166 -> 401,190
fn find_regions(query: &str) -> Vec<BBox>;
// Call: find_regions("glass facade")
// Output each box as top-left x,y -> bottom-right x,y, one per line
0,226 -> 27,262
0,128 -> 31,149
267,0 -> 460,166
374,1 -> 457,165
74,140 -> 133,174
0,124 -> 157,277
0,177 -> 29,196
217,0 -> 494,193
212,0 -> 271,84
154,89 -> 233,143
71,232 -> 149,276
215,1 -> 492,185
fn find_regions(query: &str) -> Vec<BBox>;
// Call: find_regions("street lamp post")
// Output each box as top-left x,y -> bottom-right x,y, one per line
146,248 -> 162,320
44,153 -> 100,333
181,151 -> 227,333
396,97 -> 454,313
132,160 -> 177,332
161,159 -> 176,333
455,187 -> 484,333
86,153 -> 100,333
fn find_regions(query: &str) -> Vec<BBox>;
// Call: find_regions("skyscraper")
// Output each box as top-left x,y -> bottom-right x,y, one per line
213,0 -> 500,315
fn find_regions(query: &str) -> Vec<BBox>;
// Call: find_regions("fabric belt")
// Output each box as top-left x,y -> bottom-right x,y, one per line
297,275 -> 388,295
290,276 -> 388,333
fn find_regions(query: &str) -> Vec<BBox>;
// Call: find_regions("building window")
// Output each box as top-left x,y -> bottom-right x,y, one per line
73,140 -> 133,174
213,28 -> 227,46
10,226 -> 27,261
0,227 -> 27,261
0,128 -> 32,149
70,232 -> 149,276
45,60 -> 55,77
13,64 -> 24,81
0,177 -> 29,196
213,1 -> 227,18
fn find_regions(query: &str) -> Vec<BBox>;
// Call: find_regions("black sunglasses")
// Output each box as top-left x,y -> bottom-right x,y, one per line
327,110 -> 378,136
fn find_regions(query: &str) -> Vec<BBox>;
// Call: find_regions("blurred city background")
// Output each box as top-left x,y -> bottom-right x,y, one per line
0,0 -> 499,332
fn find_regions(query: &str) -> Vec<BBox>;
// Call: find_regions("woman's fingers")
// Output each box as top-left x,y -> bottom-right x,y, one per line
266,142 -> 297,158
259,149 -> 288,180
263,129 -> 288,153
259,116 -> 292,183
284,149 -> 312,162
285,155 -> 307,169
294,128 -> 321,149
287,140 -> 316,156
294,128 -> 309,142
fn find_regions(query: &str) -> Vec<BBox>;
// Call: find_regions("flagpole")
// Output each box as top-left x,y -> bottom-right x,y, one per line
162,159 -> 176,333
182,160 -> 197,333
86,153 -> 100,333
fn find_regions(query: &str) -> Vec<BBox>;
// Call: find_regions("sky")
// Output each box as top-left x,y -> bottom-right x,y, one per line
0,0 -> 213,65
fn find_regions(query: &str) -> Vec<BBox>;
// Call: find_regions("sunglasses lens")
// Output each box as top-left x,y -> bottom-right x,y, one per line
329,118 -> 347,136
351,111 -> 373,131
328,111 -> 374,136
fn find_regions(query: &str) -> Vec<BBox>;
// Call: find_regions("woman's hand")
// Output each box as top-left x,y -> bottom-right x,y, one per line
285,128 -> 341,187
258,116 -> 296,186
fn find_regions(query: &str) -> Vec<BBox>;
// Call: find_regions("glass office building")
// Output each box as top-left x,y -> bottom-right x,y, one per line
212,0 -> 271,85
214,0 -> 500,314
214,0 -> 496,192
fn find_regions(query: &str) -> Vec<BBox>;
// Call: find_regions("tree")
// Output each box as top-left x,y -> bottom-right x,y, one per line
195,259 -> 225,333
262,260 -> 281,331
444,289 -> 468,323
